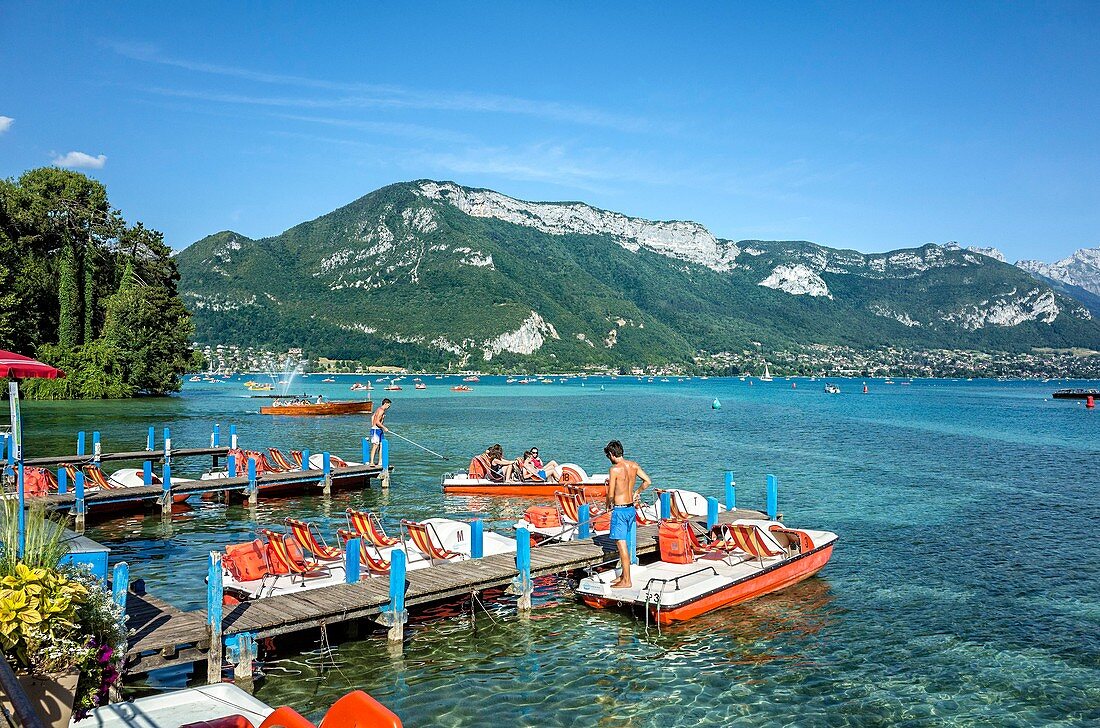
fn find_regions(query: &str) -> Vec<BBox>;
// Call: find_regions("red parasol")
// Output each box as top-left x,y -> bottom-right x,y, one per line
0,350 -> 65,379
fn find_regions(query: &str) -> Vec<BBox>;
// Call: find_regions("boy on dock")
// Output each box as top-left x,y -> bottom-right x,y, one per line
369,398 -> 392,466
603,439 -> 652,589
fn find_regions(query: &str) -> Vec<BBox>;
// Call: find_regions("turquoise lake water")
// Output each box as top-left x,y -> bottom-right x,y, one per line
17,376 -> 1100,726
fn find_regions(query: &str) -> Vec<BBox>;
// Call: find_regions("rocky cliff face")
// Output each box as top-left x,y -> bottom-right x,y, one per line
1017,247 -> 1100,297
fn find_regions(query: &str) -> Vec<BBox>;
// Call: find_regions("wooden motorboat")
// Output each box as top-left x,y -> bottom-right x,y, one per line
442,460 -> 608,497
577,518 -> 837,624
451,385 -> 472,392
1052,388 -> 1100,400
260,399 -> 373,416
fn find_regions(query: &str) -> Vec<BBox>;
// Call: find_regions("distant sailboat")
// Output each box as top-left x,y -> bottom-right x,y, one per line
760,361 -> 773,382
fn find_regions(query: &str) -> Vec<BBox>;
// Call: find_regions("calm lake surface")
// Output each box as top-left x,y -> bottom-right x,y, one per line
19,376 -> 1100,726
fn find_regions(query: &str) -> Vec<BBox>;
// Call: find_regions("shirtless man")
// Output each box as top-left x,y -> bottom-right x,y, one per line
603,440 -> 652,589
369,398 -> 392,466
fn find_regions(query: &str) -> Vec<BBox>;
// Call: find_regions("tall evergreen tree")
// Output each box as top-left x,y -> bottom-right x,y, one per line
58,243 -> 81,348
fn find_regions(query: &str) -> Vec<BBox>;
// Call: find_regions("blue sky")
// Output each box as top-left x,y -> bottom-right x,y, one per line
1,2 -> 1097,261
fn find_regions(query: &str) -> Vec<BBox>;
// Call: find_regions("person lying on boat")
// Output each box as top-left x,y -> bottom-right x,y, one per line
527,447 -> 562,481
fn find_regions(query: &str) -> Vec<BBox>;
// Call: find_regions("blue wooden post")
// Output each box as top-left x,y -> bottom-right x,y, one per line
111,562 -> 129,634
247,457 -> 258,504
163,427 -> 172,465
229,424 -> 238,450
706,497 -> 719,530
345,537 -> 361,583
322,451 -> 332,495
146,426 -> 155,451
362,437 -> 370,464
471,520 -> 484,558
227,452 -> 237,479
212,423 -> 221,447
161,463 -> 172,516
659,491 -> 671,520
628,518 -> 638,565
92,431 -> 101,463
57,467 -> 68,495
725,472 -> 736,511
515,527 -> 532,610
577,503 -> 591,540
385,549 -> 407,642
76,431 -> 85,457
206,552 -> 224,683
381,436 -> 390,469
300,448 -> 310,471
74,471 -> 86,531
767,474 -> 778,520
143,460 -> 153,486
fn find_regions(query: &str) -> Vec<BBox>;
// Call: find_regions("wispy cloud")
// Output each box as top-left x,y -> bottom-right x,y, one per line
0,116 -> 13,134
110,42 -> 654,133
52,151 -> 107,169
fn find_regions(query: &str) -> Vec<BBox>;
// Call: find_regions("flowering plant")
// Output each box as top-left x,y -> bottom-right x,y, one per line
0,503 -> 126,718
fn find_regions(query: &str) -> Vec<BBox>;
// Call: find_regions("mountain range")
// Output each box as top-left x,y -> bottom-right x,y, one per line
175,181 -> 1100,370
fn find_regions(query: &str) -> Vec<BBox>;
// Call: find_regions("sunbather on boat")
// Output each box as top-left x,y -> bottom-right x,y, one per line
486,444 -> 519,481
527,447 -> 562,481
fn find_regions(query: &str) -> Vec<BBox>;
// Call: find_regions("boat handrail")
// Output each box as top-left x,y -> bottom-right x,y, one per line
641,565 -> 720,594
0,651 -> 47,728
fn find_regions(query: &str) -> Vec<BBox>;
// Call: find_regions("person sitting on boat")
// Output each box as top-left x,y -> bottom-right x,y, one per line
525,447 -> 562,481
487,444 -> 518,481
316,394 -> 324,404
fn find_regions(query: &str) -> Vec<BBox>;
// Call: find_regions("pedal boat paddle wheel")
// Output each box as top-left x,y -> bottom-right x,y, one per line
576,518 -> 837,624
441,456 -> 609,497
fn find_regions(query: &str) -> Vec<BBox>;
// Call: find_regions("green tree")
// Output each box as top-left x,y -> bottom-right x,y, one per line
58,244 -> 81,347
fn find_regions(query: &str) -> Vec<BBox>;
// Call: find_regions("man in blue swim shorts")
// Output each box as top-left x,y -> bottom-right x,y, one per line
603,440 -> 652,589
369,398 -> 392,466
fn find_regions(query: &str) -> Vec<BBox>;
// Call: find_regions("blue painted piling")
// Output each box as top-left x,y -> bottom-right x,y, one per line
229,424 -> 238,450
381,437 -> 390,470
227,453 -> 237,479
147,426 -> 155,451
212,423 -> 221,447
706,497 -> 719,530
247,458 -> 257,494
386,549 -> 408,641
767,474 -> 778,520
143,461 -> 153,486
628,518 -> 638,565
92,431 -> 101,462
471,520 -> 484,558
58,467 -> 67,495
322,452 -> 331,476
362,437 -> 370,464
74,471 -> 86,530
578,503 -> 591,539
163,427 -> 172,464
659,491 -> 671,520
76,431 -> 85,457
725,471 -> 736,510
515,527 -> 532,609
300,449 -> 310,471
206,552 -> 224,683
345,537 -> 361,584
162,462 -> 172,496
111,562 -> 129,633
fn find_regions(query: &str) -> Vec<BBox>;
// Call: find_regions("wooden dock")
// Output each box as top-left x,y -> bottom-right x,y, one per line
37,464 -> 383,512
122,508 -> 766,678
